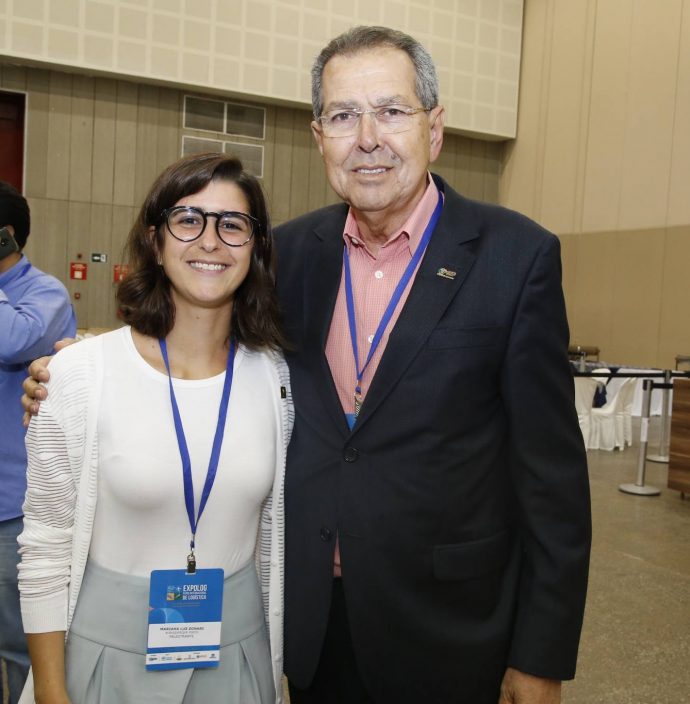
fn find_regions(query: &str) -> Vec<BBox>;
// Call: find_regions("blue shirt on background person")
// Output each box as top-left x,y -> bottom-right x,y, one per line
0,253 -> 77,519
0,180 -> 76,704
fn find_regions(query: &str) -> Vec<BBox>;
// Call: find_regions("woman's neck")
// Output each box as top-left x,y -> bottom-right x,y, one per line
133,306 -> 233,380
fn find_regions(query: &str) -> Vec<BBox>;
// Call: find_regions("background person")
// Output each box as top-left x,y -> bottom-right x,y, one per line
275,26 -> 591,704
0,181 -> 76,704
17,154 -> 291,704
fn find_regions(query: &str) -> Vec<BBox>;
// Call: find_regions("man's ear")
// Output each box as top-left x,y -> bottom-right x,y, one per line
428,105 -> 445,163
311,121 -> 325,156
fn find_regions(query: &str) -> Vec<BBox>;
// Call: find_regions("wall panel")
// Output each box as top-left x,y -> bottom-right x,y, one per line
617,0 -> 681,231
156,90 -> 181,174
24,198 -> 70,291
538,0 -> 593,235
668,2 -> 690,226
288,116 -> 312,219
658,226 -> 690,367
570,230 -> 618,358
499,0 -> 548,215
581,0 -> 632,233
112,81 -> 138,207
91,79 -> 118,206
68,75 -> 95,203
260,106 -> 277,205
608,228 -> 665,366
45,72 -> 72,201
270,108 -> 296,225
87,203 -> 116,328
25,69 -> 50,199
133,86 -> 164,206
0,64 -> 27,91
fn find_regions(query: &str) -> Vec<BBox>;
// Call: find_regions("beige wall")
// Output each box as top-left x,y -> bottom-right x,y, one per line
1,62 -> 502,329
501,0 -> 690,369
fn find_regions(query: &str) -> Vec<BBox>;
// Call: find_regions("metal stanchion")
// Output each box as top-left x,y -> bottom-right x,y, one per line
620,379 -> 661,496
647,370 -> 671,463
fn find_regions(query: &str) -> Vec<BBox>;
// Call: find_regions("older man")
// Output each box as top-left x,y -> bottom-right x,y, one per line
275,26 -> 590,704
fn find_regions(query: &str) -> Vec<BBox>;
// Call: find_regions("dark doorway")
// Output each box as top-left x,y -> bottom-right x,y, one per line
0,91 -> 26,191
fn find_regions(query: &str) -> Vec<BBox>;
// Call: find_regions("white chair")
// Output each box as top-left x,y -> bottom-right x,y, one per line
574,377 -> 599,447
611,368 -> 665,416
588,378 -> 637,451
590,367 -> 610,387
619,379 -> 637,447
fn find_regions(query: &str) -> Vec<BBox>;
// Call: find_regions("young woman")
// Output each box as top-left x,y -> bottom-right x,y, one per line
17,154 -> 292,704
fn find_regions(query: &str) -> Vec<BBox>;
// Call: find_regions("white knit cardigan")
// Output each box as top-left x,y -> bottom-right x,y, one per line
18,330 -> 293,703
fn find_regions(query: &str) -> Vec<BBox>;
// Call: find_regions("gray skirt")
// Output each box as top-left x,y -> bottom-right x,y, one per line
65,560 -> 275,704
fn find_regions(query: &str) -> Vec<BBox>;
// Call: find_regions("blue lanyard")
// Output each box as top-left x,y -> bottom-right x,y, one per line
343,191 -> 443,426
159,338 -> 236,572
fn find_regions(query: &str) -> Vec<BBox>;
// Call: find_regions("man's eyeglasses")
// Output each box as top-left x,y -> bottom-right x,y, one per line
316,105 -> 431,138
161,206 -> 257,247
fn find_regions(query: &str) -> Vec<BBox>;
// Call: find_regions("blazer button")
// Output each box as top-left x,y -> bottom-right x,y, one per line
343,446 -> 359,462
320,527 -> 332,542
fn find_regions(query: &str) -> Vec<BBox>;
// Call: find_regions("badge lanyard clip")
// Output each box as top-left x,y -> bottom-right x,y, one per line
187,539 -> 197,574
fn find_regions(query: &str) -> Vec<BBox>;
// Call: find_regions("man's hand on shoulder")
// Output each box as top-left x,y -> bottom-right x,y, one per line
21,337 -> 77,426
499,668 -> 561,704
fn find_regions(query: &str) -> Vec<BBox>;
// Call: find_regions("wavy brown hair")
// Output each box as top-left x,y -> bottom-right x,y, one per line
117,153 -> 285,350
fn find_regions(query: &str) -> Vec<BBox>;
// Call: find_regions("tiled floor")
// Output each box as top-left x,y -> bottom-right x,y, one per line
5,419 -> 688,704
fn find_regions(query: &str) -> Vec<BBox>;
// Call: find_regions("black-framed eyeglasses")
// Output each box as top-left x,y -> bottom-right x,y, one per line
316,104 -> 431,138
161,206 -> 257,247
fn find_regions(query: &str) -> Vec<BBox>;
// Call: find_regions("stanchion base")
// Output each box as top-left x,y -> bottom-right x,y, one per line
646,454 -> 669,463
619,483 -> 661,496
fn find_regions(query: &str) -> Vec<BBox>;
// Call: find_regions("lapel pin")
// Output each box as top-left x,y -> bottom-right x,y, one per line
436,267 -> 457,280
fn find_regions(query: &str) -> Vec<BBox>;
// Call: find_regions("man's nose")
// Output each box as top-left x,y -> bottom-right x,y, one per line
356,111 -> 381,150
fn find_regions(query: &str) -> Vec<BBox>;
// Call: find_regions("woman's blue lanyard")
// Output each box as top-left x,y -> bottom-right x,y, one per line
343,191 -> 443,429
158,337 -> 236,573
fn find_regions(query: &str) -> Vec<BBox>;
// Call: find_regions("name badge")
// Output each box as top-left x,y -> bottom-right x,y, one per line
146,568 -> 224,670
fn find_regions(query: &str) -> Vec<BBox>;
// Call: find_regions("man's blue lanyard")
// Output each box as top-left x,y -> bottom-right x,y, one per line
158,337 -> 236,573
343,191 -> 443,428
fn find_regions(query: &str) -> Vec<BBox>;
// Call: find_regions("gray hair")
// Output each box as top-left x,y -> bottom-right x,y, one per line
311,26 -> 439,119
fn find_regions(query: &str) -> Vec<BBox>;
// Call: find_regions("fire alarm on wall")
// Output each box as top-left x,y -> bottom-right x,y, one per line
70,262 -> 87,280
113,264 -> 130,283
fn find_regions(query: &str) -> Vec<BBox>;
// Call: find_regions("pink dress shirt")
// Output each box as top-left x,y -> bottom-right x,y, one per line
325,176 -> 441,575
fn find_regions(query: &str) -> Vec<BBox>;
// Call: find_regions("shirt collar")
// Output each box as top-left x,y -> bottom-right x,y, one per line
0,254 -> 29,286
342,173 -> 441,256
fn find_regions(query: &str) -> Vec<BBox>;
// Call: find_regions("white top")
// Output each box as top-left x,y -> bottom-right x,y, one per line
91,327 -> 276,576
18,327 -> 292,703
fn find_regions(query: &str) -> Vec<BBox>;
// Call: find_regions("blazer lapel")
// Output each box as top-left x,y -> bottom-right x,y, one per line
351,186 -> 481,432
301,207 -> 351,436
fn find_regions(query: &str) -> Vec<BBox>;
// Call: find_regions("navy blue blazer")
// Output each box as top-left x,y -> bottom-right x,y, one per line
274,174 -> 591,704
